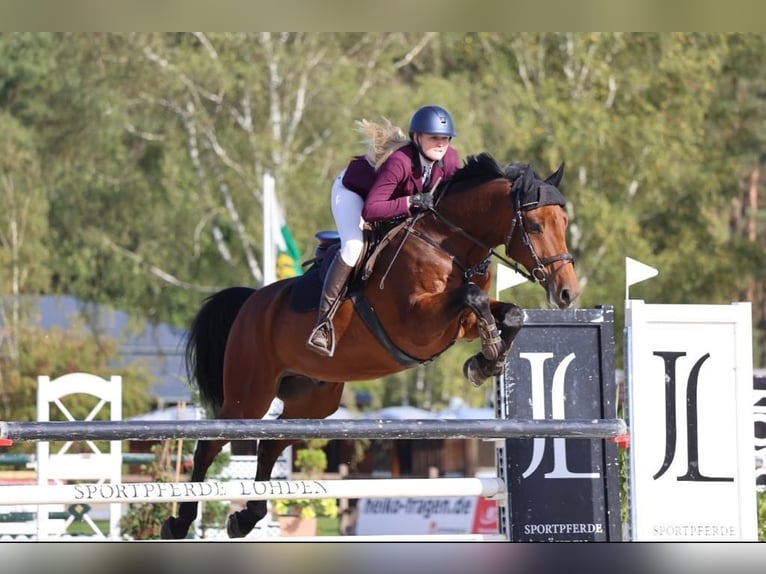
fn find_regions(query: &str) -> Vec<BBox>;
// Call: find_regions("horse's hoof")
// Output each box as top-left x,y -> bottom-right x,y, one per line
463,357 -> 490,388
160,517 -> 183,540
226,513 -> 247,539
226,514 -> 244,538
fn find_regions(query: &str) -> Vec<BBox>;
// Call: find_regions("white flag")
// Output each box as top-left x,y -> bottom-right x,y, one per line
496,263 -> 527,298
625,257 -> 658,299
626,257 -> 658,286
263,172 -> 277,285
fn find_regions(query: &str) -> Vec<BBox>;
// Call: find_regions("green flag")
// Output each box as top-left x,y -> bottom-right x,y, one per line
274,199 -> 303,280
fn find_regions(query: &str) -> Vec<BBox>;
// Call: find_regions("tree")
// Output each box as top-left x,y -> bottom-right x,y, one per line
0,321 -> 154,450
0,112 -> 49,413
4,33 -> 766,412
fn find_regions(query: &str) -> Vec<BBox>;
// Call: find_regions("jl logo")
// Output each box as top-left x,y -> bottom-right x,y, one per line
519,352 -> 598,480
653,351 -> 733,482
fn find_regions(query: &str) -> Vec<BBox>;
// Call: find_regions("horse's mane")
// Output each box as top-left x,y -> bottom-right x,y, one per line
355,119 -> 409,170
449,153 -> 530,189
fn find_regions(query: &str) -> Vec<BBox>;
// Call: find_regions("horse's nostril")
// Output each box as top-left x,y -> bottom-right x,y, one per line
560,289 -> 571,307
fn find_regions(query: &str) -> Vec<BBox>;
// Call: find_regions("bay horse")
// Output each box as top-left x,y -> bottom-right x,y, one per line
160,152 -> 579,539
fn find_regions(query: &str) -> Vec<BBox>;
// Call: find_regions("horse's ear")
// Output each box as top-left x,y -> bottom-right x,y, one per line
545,162 -> 565,188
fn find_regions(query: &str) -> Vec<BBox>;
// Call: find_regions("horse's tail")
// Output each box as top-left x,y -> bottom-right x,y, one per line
185,286 -> 255,415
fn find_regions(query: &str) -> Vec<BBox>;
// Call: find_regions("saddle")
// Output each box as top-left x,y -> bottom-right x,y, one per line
288,219 -> 408,313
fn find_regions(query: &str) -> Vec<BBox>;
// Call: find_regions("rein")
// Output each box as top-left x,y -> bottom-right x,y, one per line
412,180 -> 575,286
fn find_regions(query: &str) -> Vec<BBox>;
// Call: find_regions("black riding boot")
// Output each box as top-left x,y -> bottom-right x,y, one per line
307,252 -> 354,357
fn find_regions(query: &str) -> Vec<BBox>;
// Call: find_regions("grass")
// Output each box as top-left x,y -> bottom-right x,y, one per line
317,515 -> 339,536
67,518 -> 108,536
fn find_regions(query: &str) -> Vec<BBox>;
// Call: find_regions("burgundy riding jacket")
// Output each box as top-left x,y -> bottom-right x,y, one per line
342,144 -> 460,223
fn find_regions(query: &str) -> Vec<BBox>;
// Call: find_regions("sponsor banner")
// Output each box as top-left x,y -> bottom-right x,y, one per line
355,496 -> 497,535
471,495 -> 499,533
626,300 -> 757,541
500,307 -> 622,541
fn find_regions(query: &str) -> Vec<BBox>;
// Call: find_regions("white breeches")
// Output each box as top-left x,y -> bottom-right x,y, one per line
331,171 -> 365,267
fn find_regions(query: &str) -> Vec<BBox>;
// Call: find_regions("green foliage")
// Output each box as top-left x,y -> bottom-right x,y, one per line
0,112 -> 50,296
2,32 -> 766,411
295,444 -> 328,477
271,497 -> 338,520
273,439 -> 338,520
759,490 -> 766,541
118,442 -> 175,540
0,321 -> 154,452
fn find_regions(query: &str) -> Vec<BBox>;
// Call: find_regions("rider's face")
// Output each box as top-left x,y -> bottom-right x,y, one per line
416,134 -> 451,162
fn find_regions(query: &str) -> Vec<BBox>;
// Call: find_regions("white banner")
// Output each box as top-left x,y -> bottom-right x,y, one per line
355,496 -> 498,535
626,300 -> 757,540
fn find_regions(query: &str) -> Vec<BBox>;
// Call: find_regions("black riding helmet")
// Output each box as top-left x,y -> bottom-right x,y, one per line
408,105 -> 457,139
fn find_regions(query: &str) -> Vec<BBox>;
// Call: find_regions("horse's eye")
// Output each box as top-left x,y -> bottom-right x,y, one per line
526,222 -> 542,233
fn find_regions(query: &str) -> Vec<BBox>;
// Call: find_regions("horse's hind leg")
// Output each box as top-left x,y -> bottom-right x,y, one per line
463,300 -> 523,387
225,438 -> 292,538
226,376 -> 345,539
160,438 -> 229,539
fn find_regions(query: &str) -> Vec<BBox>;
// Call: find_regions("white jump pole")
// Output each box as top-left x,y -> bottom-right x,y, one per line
0,477 -> 506,506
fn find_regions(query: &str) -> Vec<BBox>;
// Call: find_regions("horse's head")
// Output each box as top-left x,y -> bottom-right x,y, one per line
504,162 -> 579,309
429,153 -> 579,309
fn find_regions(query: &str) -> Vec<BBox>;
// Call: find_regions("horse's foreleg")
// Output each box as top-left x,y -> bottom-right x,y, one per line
462,298 -> 523,387
462,282 -> 503,362
160,438 -> 228,540
488,300 -> 524,375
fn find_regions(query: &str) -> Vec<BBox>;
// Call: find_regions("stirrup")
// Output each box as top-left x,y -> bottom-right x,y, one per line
307,321 -> 336,357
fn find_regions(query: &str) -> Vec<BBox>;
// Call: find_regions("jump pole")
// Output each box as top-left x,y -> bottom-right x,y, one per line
0,477 -> 505,506
0,418 -> 627,443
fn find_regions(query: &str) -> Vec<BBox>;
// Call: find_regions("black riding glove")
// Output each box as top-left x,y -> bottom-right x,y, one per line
410,192 -> 434,213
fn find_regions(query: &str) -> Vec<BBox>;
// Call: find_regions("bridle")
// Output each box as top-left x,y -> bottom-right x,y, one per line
503,186 -> 575,284
406,179 -> 575,287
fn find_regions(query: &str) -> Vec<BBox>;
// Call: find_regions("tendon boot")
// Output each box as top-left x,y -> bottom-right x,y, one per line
307,252 -> 354,357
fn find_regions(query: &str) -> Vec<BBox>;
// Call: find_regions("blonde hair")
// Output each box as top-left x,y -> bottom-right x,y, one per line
355,119 -> 409,170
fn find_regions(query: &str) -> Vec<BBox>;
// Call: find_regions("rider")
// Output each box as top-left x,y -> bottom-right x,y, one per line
306,105 -> 460,357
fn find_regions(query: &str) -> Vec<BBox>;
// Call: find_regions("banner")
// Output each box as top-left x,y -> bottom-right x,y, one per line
354,496 -> 497,535
499,307 -> 622,541
626,300 -> 757,540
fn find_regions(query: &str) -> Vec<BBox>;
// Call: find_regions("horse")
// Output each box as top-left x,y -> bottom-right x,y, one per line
160,152 -> 580,539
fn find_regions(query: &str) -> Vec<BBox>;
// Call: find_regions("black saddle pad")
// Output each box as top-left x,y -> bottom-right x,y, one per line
289,243 -> 340,313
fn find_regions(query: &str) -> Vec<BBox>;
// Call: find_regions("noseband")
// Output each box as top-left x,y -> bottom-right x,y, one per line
503,188 -> 575,285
